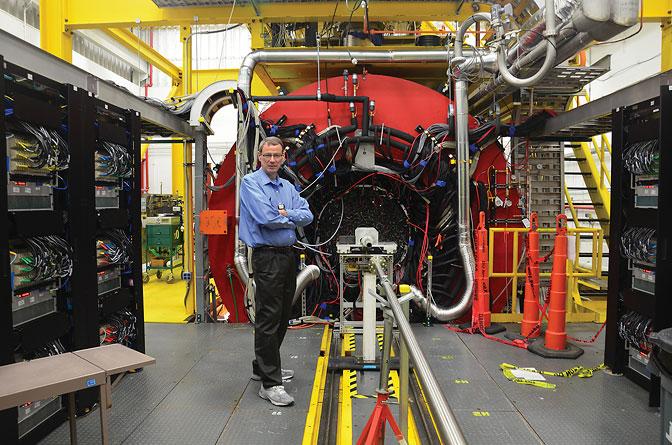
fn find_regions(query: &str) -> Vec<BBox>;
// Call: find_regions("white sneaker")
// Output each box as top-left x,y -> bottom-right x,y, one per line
258,385 -> 295,406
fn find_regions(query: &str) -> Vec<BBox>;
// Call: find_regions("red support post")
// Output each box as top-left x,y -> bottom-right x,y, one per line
356,392 -> 406,445
473,211 -> 491,328
463,212 -> 505,334
521,212 -> 540,337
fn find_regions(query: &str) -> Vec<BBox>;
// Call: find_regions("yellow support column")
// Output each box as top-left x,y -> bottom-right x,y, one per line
183,142 -> 195,315
663,22 -> 672,72
179,26 -> 196,314
180,26 -> 192,95
40,0 -> 72,61
172,143 -> 185,197
249,20 -> 265,50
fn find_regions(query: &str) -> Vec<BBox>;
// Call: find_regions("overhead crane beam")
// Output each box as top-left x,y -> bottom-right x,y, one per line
63,0 -> 489,29
103,28 -> 182,85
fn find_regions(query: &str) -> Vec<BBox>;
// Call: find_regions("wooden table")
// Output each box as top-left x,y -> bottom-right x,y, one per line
0,345 -> 155,445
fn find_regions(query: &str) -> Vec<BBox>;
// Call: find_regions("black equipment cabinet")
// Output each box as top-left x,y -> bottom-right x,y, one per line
0,58 -> 145,444
605,86 -> 672,407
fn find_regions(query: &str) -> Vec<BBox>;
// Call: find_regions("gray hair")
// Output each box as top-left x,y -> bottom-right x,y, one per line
259,136 -> 284,153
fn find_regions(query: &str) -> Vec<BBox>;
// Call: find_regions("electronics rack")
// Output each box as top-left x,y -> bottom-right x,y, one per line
92,98 -> 144,353
0,58 -> 72,444
0,58 -> 145,444
605,86 -> 672,407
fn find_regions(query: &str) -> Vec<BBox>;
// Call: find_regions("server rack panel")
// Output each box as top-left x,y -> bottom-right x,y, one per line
606,87 -> 672,407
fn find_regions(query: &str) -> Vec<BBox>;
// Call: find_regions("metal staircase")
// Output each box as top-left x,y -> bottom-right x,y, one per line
563,92 -> 612,322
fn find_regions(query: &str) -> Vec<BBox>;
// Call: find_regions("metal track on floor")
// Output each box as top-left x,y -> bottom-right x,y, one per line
302,326 -> 439,445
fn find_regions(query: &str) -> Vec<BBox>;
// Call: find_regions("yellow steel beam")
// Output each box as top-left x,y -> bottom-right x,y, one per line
65,0 -> 489,29
643,0 -> 672,20
103,28 -> 182,85
40,0 -> 72,62
191,69 -> 276,96
663,22 -> 672,72
248,20 -> 265,50
181,26 -> 193,96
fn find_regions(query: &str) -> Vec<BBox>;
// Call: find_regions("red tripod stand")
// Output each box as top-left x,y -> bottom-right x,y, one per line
357,308 -> 408,445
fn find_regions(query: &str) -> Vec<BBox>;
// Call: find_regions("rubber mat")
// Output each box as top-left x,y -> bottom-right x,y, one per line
142,277 -> 191,323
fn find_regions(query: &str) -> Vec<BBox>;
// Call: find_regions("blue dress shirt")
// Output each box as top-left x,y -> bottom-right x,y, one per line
239,169 -> 313,247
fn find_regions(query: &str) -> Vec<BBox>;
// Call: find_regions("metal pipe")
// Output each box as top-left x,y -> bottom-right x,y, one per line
399,300 -> 410,437
495,0 -> 557,87
426,13 -> 494,322
235,48 -> 478,311
372,259 -> 467,445
292,265 -> 321,305
238,48 -> 485,97
471,0 -> 636,108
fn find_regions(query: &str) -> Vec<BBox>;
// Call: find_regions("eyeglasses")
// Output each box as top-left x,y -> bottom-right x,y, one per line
260,153 -> 284,159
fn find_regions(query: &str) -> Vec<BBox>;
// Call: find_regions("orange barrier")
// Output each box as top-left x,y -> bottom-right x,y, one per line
521,213 -> 540,338
546,215 -> 569,350
528,215 -> 583,359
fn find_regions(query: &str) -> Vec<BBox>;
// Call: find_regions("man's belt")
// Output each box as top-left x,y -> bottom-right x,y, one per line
254,245 -> 294,253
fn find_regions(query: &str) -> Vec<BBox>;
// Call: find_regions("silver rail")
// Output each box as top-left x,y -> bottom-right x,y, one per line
372,259 -> 467,445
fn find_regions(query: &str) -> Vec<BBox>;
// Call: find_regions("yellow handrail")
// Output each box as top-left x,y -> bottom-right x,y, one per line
564,184 -> 580,227
487,226 -> 603,320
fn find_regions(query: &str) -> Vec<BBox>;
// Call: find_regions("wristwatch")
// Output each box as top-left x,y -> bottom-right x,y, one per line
278,203 -> 285,210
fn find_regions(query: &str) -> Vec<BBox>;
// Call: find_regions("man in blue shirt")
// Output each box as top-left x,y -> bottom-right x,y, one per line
239,136 -> 313,406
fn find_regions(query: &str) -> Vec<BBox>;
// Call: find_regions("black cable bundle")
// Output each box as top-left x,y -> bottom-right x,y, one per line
12,121 -> 69,171
623,139 -> 659,176
28,339 -> 67,359
254,114 -> 497,314
620,226 -> 656,264
618,310 -> 653,352
21,236 -> 73,283
100,310 -> 137,346
97,230 -> 132,265
97,142 -> 132,178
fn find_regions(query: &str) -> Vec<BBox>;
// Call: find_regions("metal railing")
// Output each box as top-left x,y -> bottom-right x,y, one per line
488,226 -> 603,323
371,258 -> 467,445
565,92 -> 612,232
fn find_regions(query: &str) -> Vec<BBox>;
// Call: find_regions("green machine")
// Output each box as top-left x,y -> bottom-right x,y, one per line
143,215 -> 183,283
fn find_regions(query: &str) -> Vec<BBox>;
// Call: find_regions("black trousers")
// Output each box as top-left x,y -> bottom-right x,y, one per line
252,247 -> 297,388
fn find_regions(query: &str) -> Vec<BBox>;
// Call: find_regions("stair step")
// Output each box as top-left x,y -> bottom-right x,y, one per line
565,157 -> 587,161
567,186 -> 597,191
565,171 -> 592,176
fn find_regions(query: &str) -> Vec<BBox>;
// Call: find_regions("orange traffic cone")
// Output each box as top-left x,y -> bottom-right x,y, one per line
528,215 -> 583,359
521,213 -> 541,338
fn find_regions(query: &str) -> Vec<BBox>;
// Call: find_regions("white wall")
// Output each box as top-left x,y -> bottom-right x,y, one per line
588,22 -> 662,100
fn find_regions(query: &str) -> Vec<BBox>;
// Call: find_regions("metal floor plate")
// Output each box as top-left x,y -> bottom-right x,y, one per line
37,323 -> 659,444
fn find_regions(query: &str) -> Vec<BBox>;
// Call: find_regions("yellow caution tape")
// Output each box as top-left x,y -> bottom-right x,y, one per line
500,362 -> 606,389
